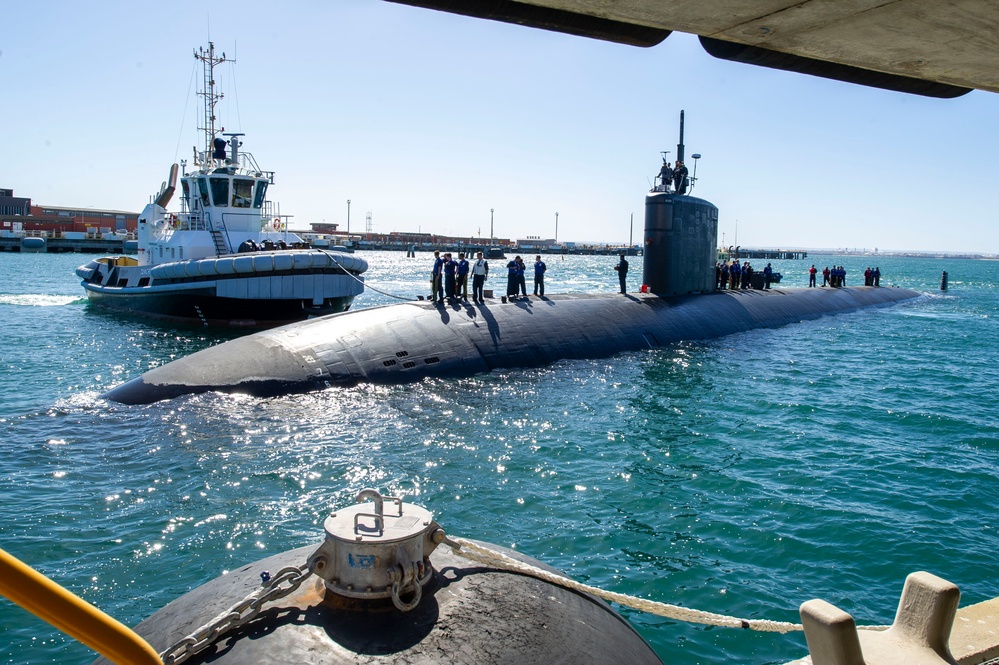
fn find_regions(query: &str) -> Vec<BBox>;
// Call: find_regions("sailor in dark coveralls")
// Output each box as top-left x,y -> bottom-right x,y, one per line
507,258 -> 519,298
673,160 -> 689,195
443,253 -> 457,300
431,251 -> 444,302
614,254 -> 628,294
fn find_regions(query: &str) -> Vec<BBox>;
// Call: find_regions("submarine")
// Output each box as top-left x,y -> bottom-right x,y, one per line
105,113 -> 921,406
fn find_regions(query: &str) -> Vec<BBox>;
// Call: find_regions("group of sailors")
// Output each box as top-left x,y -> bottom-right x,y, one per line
430,251 -> 552,303
815,265 -> 847,288
806,265 -> 879,287
656,159 -> 690,195
506,255 -> 547,299
863,267 -> 882,286
716,259 -> 776,290
431,250 -> 491,304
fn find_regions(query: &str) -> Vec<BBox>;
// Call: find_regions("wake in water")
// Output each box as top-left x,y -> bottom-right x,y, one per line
0,294 -> 84,307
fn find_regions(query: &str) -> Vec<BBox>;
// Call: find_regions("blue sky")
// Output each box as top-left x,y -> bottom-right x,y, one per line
2,1 -> 997,252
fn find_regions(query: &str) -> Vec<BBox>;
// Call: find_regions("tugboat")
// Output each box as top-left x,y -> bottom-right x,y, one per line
75,43 -> 367,328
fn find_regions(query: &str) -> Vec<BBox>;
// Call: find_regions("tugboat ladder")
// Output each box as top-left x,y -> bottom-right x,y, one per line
210,230 -> 228,256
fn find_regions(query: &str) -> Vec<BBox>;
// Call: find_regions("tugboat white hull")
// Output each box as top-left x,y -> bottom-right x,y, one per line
77,250 -> 366,327
75,42 -> 370,329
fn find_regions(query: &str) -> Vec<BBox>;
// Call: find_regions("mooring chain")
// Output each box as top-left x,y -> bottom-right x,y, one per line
445,536 -> 888,635
159,564 -> 314,664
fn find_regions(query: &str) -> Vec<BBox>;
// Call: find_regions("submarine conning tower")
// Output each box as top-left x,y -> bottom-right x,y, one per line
643,110 -> 719,295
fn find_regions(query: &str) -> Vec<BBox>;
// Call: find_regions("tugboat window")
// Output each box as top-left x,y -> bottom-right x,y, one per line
232,179 -> 253,208
209,177 -> 229,207
198,178 -> 211,207
181,180 -> 190,202
253,181 -> 268,209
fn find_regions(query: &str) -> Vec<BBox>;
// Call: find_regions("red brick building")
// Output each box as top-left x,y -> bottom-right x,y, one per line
0,187 -> 139,235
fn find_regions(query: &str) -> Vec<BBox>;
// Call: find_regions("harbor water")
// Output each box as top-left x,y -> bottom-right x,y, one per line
1,251 -> 998,664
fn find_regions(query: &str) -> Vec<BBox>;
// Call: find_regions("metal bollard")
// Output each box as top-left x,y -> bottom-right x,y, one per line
800,571 -> 959,665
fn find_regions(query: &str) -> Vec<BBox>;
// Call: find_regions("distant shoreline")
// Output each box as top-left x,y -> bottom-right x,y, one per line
796,250 -> 997,260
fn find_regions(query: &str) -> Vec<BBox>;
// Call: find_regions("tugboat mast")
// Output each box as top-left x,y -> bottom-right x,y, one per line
194,42 -> 233,166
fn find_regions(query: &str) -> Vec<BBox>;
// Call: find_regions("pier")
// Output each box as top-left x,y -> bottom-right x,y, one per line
723,247 -> 808,260
0,236 -> 132,253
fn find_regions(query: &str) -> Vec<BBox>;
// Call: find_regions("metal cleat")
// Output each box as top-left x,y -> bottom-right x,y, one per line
800,571 -> 960,665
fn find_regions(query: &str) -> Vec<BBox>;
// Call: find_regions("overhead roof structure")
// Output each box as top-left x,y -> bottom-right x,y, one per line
389,0 -> 999,98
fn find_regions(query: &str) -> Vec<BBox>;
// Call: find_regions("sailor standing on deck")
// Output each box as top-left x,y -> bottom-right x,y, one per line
507,257 -> 520,299
516,256 -> 528,297
729,259 -> 741,291
444,253 -> 457,300
614,254 -> 628,294
471,252 -> 489,303
457,253 -> 469,301
533,255 -> 547,296
431,250 -> 444,303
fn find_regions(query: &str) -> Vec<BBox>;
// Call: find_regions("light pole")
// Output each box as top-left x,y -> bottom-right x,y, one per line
490,208 -> 494,244
555,211 -> 559,244
347,199 -> 351,234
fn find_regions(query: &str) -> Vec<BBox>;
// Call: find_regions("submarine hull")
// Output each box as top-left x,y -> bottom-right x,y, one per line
106,286 -> 921,405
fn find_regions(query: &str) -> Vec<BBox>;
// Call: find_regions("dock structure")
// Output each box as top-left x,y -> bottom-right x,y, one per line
725,247 -> 808,260
0,236 -> 131,253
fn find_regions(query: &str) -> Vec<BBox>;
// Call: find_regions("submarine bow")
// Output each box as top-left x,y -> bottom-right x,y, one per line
105,286 -> 920,405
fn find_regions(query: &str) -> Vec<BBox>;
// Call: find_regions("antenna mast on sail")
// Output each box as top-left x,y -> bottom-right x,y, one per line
194,42 -> 234,165
676,110 -> 685,163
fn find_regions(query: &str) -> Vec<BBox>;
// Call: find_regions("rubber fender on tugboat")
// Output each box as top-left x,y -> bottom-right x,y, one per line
214,258 -> 236,275
310,252 -> 334,270
197,259 -> 220,277
273,253 -> 294,271
183,261 -> 203,278
75,263 -> 97,281
232,256 -> 255,274
90,540 -> 663,665
252,254 -> 275,272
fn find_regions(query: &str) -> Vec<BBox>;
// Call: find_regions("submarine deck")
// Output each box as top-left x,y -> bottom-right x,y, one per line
105,286 -> 922,404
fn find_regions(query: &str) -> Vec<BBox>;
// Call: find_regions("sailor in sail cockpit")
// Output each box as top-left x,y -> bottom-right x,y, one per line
656,158 -> 673,192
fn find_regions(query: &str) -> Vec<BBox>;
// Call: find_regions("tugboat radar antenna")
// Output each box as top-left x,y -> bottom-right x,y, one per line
194,42 -> 234,165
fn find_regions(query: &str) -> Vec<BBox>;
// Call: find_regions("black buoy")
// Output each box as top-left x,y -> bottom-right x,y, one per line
941,270 -> 949,291
93,490 -> 662,665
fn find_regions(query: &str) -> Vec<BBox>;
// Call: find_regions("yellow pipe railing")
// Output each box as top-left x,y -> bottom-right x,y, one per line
0,546 -> 161,665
